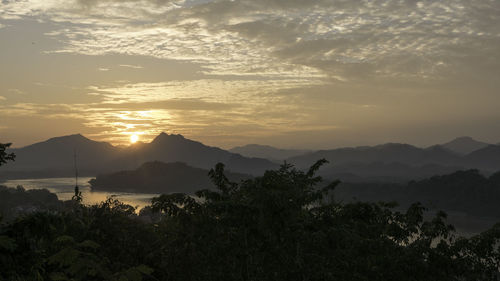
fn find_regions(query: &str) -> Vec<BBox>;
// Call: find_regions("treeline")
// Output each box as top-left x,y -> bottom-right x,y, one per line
336,169 -> 500,217
1,160 -> 500,280
0,185 -> 62,220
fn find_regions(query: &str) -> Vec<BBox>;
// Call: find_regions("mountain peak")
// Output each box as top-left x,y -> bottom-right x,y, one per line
46,133 -> 90,143
441,136 -> 489,155
446,136 -> 479,143
451,136 -> 476,142
151,132 -> 185,144
375,143 -> 416,150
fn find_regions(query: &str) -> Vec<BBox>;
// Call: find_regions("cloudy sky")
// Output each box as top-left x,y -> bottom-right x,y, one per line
1,0 -> 499,149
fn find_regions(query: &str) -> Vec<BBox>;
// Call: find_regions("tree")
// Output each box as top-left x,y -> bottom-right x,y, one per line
0,142 -> 15,166
2,160 -> 500,280
150,160 -> 500,280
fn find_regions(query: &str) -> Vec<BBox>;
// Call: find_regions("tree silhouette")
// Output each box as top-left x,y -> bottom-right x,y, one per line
0,143 -> 15,167
72,185 -> 83,203
2,160 -> 500,280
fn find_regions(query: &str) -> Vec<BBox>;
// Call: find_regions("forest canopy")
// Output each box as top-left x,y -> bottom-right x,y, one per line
1,159 -> 500,280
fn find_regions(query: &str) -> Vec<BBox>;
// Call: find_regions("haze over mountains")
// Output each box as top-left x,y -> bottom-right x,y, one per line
287,138 -> 500,182
229,144 -> 310,162
0,133 -> 277,179
440,136 -> 490,155
1,134 -> 499,183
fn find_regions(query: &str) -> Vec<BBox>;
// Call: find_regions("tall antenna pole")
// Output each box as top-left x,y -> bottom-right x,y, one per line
74,148 -> 78,187
72,147 -> 82,203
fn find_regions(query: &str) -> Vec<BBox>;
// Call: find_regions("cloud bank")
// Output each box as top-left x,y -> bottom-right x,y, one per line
1,0 -> 499,147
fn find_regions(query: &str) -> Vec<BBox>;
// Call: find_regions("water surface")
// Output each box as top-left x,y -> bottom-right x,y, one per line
3,177 -> 158,211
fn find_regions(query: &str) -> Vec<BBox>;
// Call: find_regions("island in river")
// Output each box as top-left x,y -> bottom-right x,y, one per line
89,161 -> 251,194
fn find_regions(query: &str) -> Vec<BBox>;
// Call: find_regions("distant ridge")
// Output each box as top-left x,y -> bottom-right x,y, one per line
229,144 -> 310,161
465,145 -> 500,171
3,134 -> 500,182
1,132 -> 278,179
286,142 -> 462,169
440,136 -> 490,155
284,142 -> 499,182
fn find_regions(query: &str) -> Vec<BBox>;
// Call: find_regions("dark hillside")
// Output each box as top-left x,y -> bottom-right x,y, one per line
89,161 -> 251,194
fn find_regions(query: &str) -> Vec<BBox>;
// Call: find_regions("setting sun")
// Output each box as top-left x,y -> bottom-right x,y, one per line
130,134 -> 139,144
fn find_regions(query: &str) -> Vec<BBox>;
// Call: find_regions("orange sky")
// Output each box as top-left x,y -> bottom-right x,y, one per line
1,0 -> 499,149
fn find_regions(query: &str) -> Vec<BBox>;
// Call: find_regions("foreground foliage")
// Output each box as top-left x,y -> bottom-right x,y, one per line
1,160 -> 500,280
0,142 -> 15,167
336,169 -> 500,218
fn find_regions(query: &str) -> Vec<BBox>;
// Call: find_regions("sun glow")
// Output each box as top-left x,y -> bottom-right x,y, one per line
130,134 -> 139,144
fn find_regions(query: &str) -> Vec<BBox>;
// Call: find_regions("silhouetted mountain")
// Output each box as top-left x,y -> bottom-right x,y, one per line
441,136 -> 490,155
89,161 -> 251,194
4,133 -> 500,181
287,143 -> 462,169
464,145 -> 500,171
114,132 -> 277,175
229,144 -> 310,162
5,134 -> 120,176
285,143 -> 468,181
0,133 -> 278,179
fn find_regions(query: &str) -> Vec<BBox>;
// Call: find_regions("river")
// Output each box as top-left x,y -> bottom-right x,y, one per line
2,177 -> 498,235
2,177 -> 159,211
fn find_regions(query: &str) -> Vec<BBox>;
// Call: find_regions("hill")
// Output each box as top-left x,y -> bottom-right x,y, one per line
5,134 -> 120,177
441,136 -> 490,155
287,143 -> 462,169
1,133 -> 278,179
4,134 -> 500,182
229,144 -> 310,161
335,169 -> 500,218
284,142 -> 500,181
464,145 -> 500,171
89,161 -> 251,194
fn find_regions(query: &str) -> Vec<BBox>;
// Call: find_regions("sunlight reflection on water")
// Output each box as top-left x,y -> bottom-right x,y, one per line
2,177 -> 158,211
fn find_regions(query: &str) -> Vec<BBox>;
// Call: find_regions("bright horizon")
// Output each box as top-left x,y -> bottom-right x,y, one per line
5,132 -> 497,152
1,0 -> 499,149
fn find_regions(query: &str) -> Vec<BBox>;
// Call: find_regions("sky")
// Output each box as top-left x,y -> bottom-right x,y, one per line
0,0 -> 499,149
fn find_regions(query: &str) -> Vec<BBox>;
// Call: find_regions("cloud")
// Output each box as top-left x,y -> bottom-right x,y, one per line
89,79 -> 322,104
7,89 -> 25,95
9,0 -> 493,82
76,0 -> 181,6
2,0 -> 500,147
78,79 -> 329,142
119,64 -> 143,69
0,77 -> 337,145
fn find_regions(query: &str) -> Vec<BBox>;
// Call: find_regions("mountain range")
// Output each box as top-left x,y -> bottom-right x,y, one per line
1,134 -> 499,182
286,140 -> 500,181
229,137 -> 500,182
0,133 -> 277,179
